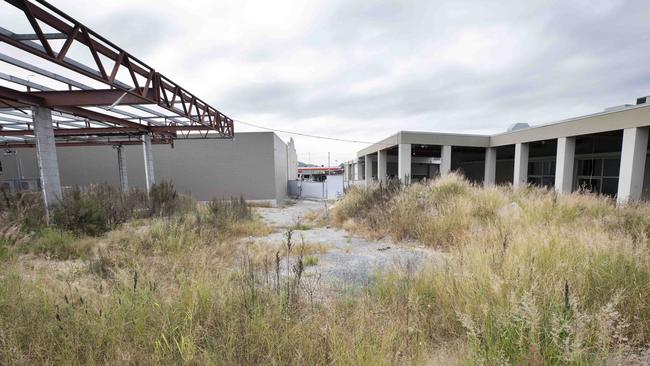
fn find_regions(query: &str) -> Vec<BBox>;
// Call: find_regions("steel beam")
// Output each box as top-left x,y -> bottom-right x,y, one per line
28,88 -> 156,107
1,0 -> 234,137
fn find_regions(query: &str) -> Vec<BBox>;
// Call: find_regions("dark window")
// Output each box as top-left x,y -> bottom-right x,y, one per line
527,159 -> 555,188
577,178 -> 600,193
528,176 -> 541,185
575,158 -> 620,197
543,161 -> 556,176
541,176 -> 555,187
578,159 -> 602,176
529,161 -> 543,175
603,159 -> 620,176
602,178 -> 619,196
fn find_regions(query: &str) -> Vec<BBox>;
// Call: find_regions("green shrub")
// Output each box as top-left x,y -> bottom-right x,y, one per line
52,189 -> 110,236
20,182 -> 195,237
208,196 -> 252,225
0,189 -> 46,230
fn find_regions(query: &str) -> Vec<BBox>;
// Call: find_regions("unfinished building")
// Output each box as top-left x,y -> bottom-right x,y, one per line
345,98 -> 650,203
0,0 -> 296,210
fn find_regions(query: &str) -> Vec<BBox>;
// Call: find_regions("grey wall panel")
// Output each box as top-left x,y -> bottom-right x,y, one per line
273,134 -> 288,203
0,132 -> 285,201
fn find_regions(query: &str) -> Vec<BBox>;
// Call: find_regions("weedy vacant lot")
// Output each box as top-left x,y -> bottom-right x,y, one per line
335,174 -> 650,364
1,176 -> 649,365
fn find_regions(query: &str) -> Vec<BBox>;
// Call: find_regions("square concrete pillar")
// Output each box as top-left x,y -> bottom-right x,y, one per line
398,143 -> 411,184
617,127 -> 649,203
513,143 -> 529,187
484,147 -> 497,186
364,154 -> 373,185
554,137 -> 575,194
142,134 -> 155,193
115,145 -> 129,192
32,106 -> 62,220
356,161 -> 363,181
377,149 -> 388,183
440,145 -> 452,177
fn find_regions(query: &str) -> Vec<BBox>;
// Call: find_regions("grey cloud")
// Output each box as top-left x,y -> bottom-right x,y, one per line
51,0 -> 650,138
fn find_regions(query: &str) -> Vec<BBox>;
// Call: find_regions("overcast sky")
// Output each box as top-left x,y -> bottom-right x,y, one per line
6,0 -> 650,165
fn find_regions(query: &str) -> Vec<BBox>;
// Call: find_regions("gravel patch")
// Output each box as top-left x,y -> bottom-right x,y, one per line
251,200 -> 442,292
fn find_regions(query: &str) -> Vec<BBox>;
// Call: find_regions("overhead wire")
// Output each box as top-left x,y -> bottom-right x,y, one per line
233,118 -> 377,144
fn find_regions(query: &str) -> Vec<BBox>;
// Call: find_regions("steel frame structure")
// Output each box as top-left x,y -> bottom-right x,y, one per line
0,0 -> 234,147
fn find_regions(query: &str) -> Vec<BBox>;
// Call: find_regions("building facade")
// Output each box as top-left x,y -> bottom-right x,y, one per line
345,98 -> 650,203
0,131 -> 298,204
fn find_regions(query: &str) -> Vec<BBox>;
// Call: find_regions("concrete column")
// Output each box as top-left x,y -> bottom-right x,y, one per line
377,149 -> 388,183
513,143 -> 529,187
617,127 -> 649,203
484,147 -> 497,186
115,145 -> 129,192
440,145 -> 452,177
142,134 -> 155,193
364,154 -> 373,185
555,137 -> 575,194
356,161 -> 363,181
32,106 -> 62,220
398,143 -> 411,184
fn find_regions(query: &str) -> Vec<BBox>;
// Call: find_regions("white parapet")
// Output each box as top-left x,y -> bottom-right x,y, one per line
142,134 -> 155,193
617,127 -> 649,203
398,143 -> 411,184
513,142 -> 529,187
555,137 -> 575,194
32,106 -> 62,220
484,147 -> 497,186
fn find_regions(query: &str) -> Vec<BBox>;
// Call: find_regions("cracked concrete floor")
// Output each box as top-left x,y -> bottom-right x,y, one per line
248,200 -> 441,293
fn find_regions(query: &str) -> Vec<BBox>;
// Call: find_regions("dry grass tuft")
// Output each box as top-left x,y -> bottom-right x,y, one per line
332,173 -> 650,363
2,175 -> 650,364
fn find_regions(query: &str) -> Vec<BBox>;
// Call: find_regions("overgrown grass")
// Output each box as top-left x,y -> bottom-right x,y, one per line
1,181 -> 196,237
333,174 -> 650,364
2,175 -> 650,364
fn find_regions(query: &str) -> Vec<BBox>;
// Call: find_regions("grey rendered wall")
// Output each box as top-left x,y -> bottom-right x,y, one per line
273,134 -> 289,203
0,132 -> 282,201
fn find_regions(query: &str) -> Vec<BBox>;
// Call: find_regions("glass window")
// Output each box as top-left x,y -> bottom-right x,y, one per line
543,161 -> 556,176
603,159 -> 620,176
577,178 -> 599,193
602,178 -> 618,196
528,177 -> 541,185
579,160 -> 599,176
541,176 -> 555,187
529,161 -> 543,175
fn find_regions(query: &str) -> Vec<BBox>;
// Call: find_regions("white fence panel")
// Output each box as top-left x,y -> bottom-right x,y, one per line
300,181 -> 325,198
325,175 -> 344,199
288,175 -> 347,199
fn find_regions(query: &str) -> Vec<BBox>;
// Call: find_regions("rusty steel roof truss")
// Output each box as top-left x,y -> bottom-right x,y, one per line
0,0 -> 234,147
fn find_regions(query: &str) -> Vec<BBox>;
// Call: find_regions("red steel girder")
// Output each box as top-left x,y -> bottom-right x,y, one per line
0,125 -> 215,137
1,139 -> 171,148
0,85 -> 194,138
1,0 -> 234,137
27,88 -> 156,107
